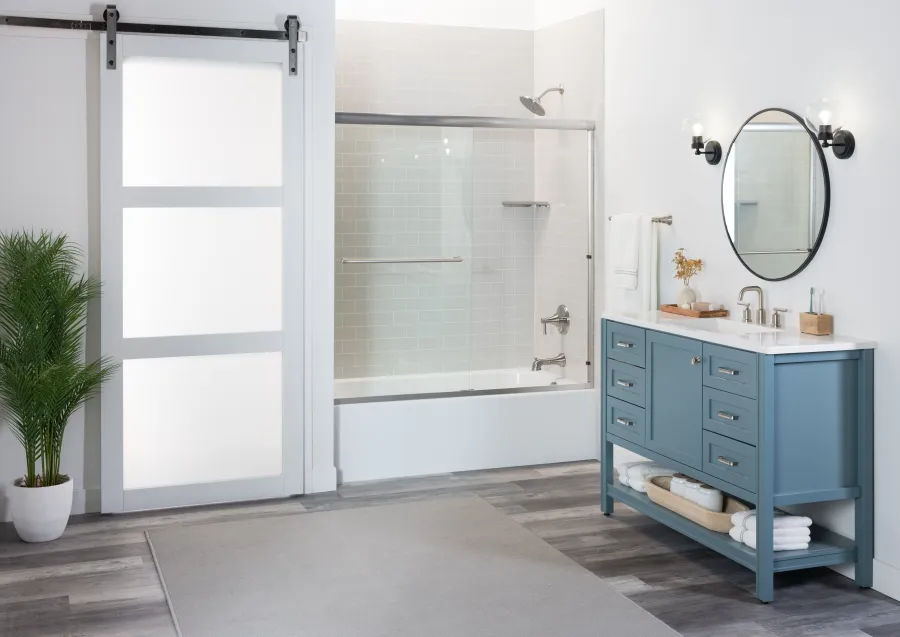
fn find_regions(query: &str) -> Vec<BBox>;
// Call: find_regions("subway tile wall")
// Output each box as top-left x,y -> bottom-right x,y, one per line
335,21 -> 537,379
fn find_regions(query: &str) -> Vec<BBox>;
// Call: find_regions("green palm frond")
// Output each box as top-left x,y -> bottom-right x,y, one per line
0,230 -> 118,487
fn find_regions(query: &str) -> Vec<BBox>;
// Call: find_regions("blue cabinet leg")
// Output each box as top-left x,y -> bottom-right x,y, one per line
855,350 -> 875,589
601,440 -> 614,514
756,354 -> 775,604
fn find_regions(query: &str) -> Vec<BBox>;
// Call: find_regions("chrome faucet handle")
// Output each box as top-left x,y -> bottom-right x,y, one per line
540,305 -> 570,335
771,308 -> 788,328
737,302 -> 752,324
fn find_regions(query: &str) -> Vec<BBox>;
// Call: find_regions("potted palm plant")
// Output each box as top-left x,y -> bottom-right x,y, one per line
0,231 -> 117,542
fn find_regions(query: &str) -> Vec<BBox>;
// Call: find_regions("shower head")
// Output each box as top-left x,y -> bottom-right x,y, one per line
519,84 -> 565,116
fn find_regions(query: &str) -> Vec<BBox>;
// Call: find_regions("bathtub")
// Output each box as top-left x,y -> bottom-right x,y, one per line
335,368 -> 580,403
334,368 -> 597,483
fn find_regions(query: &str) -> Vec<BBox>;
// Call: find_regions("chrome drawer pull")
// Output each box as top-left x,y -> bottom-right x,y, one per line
717,367 -> 739,376
716,411 -> 737,421
717,456 -> 738,467
615,417 -> 634,427
691,357 -> 701,365
616,341 -> 634,349
615,380 -> 634,388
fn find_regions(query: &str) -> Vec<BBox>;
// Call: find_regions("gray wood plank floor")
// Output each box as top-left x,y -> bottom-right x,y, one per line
1,461 -> 897,637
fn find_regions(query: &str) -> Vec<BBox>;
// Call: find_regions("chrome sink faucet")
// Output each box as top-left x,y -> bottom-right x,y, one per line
532,353 -> 566,371
738,286 -> 765,324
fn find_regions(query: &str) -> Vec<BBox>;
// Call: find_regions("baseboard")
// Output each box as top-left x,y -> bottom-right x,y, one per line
0,487 -> 98,523
875,559 -> 900,601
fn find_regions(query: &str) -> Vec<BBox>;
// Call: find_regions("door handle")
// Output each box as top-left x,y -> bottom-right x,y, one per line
717,456 -> 738,467
615,417 -> 634,427
691,357 -> 701,365
717,367 -> 738,376
716,411 -> 737,421
615,380 -> 634,388
615,341 -> 634,349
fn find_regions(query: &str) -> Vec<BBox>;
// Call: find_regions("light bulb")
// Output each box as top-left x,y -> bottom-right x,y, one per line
807,98 -> 842,129
682,115 -> 705,138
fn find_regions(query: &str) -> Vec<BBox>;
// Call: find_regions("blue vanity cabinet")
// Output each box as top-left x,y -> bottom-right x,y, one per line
599,318 -> 875,604
645,331 -> 703,469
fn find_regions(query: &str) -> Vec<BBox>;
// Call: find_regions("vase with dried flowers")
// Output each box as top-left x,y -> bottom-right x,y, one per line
672,248 -> 704,309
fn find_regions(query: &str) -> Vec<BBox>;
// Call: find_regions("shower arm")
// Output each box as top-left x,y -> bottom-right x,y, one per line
536,85 -> 565,100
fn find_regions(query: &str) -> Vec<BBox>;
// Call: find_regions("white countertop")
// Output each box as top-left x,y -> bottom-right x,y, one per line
603,310 -> 877,355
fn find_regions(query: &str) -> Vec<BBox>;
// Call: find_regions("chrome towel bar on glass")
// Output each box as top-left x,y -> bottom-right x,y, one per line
608,215 -> 673,226
340,257 -> 464,264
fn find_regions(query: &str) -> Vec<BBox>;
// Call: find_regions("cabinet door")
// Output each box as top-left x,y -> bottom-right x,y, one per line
646,331 -> 703,469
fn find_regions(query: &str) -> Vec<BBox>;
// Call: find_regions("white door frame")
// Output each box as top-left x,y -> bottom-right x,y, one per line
99,31 -> 333,513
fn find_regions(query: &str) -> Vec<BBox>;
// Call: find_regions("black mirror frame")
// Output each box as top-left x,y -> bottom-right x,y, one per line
720,107 -> 831,282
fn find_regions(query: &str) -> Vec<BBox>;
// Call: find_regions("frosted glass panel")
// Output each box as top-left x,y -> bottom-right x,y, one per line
123,57 -> 282,187
123,353 -> 282,490
123,207 -> 282,338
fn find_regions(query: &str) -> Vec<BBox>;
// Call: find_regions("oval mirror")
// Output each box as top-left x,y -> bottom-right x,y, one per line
721,108 -> 830,281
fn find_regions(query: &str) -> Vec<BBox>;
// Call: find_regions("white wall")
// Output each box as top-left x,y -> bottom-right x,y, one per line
0,0 -> 336,519
598,0 -> 900,598
534,0 -> 603,29
336,0 -> 534,30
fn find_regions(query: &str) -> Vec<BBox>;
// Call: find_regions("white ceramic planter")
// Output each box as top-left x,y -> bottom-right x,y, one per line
9,476 -> 73,543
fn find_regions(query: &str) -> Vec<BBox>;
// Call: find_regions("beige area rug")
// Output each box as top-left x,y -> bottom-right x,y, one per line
147,496 -> 680,637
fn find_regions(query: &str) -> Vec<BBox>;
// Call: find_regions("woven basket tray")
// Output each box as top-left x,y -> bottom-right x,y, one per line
645,476 -> 750,533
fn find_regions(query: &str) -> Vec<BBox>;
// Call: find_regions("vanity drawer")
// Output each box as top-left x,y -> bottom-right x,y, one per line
702,431 -> 757,493
606,358 -> 646,407
703,387 -> 758,446
703,343 -> 758,399
606,397 -> 646,446
606,322 -> 646,368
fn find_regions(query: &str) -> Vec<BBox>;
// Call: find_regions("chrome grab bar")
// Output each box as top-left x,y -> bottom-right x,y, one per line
341,257 -> 463,264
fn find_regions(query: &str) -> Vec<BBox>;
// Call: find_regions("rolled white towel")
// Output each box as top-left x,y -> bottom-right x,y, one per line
616,461 -> 647,487
731,510 -> 813,531
729,526 -> 810,551
625,463 -> 674,492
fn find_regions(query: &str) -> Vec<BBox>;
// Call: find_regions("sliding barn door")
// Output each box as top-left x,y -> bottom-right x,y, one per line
100,34 -> 304,512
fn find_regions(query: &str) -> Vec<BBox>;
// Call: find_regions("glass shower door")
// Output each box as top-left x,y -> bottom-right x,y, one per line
334,124 -> 474,400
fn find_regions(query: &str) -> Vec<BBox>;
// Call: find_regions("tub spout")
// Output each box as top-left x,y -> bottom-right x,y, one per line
532,353 -> 567,371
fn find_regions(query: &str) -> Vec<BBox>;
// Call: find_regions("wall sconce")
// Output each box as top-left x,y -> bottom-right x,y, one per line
806,98 -> 855,159
684,116 -> 721,165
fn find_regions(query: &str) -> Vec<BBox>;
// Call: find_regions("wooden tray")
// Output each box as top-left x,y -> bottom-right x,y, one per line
645,476 -> 750,533
660,304 -> 729,319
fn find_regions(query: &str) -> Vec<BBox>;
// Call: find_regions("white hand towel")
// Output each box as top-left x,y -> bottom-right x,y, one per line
731,510 -> 813,530
608,216 -> 659,313
610,214 -> 641,290
729,526 -> 810,551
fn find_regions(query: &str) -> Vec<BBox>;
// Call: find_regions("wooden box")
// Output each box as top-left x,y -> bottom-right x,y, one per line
645,476 -> 750,533
660,304 -> 729,319
799,312 -> 833,336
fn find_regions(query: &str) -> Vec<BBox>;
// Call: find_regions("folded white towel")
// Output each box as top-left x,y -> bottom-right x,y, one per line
729,526 -> 810,551
731,510 -> 813,531
610,214 -> 641,290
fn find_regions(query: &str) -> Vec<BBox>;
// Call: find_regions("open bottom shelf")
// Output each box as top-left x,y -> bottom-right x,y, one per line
608,483 -> 856,573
